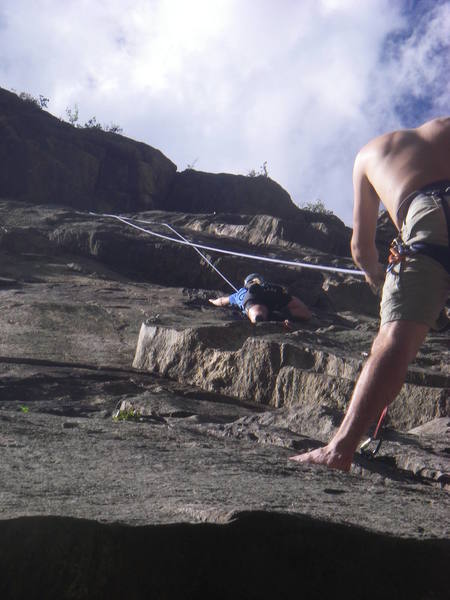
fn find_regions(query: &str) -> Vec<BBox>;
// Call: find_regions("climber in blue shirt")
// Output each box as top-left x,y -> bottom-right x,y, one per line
209,273 -> 311,323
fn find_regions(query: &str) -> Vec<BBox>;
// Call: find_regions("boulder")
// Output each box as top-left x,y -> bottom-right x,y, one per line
133,320 -> 448,432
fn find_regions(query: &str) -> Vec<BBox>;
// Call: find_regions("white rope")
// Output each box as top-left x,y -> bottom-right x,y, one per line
89,212 -> 238,290
89,212 -> 365,277
159,222 -> 238,292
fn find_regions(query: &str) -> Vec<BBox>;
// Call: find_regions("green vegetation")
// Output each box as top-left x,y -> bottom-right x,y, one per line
65,103 -> 123,133
19,405 -> 29,414
12,89 -> 123,134
65,103 -> 79,126
112,407 -> 141,422
247,161 -> 269,178
186,158 -> 199,170
15,91 -> 49,109
301,199 -> 334,215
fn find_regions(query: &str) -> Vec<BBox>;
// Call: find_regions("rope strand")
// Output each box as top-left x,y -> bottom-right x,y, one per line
161,222 -> 238,291
88,211 -> 365,277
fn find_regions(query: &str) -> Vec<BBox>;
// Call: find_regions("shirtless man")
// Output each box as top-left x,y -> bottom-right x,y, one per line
290,117 -> 450,471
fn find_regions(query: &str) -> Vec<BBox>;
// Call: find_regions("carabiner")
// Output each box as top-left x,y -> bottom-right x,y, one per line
360,436 -> 383,458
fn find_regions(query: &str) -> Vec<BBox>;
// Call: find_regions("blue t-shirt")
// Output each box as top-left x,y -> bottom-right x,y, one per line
229,283 -> 290,315
228,287 -> 247,312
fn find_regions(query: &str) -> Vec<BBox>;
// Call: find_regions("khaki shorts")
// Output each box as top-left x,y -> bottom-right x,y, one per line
380,192 -> 449,329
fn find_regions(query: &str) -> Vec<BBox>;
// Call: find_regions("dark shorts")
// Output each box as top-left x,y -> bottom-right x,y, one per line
243,285 -> 291,314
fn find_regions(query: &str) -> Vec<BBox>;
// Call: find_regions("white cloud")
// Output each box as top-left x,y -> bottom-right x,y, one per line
370,2 -> 450,124
0,0 -> 448,225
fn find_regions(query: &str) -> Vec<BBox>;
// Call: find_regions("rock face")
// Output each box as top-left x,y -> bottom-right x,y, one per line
0,87 -> 304,220
0,88 -> 176,212
166,169 -> 301,220
0,90 -> 449,599
133,321 -> 448,432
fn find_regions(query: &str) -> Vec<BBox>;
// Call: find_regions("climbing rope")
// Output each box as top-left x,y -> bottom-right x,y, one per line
89,212 -> 239,291
89,212 -> 365,286
86,211 -> 386,452
156,220 -> 238,292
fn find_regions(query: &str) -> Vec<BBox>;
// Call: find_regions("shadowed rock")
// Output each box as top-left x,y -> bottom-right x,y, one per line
0,513 -> 448,600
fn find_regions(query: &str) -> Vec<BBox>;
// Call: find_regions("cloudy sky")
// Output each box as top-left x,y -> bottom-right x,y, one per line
0,0 -> 449,224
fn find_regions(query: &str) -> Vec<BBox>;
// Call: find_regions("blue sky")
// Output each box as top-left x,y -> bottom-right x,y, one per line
0,0 -> 448,224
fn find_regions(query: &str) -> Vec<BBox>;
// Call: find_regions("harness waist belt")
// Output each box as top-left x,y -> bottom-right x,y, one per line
404,185 -> 449,273
409,242 -> 450,273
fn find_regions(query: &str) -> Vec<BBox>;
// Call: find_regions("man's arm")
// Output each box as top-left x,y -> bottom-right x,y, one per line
351,152 -> 385,293
209,296 -> 230,307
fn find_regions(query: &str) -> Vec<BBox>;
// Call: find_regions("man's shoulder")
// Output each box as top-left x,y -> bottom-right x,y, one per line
353,130 -> 400,176
230,287 -> 246,296
354,137 -> 377,170
353,144 -> 372,179
417,116 -> 450,142
418,116 -> 450,130
356,117 -> 450,159
356,130 -> 393,158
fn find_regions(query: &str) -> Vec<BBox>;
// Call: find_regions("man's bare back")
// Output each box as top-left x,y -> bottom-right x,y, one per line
355,117 -> 450,229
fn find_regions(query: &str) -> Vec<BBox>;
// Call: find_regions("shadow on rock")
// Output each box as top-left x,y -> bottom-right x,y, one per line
0,512 -> 448,600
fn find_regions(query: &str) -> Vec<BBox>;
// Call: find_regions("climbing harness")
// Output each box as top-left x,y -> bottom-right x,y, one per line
360,405 -> 388,458
387,236 -> 450,275
386,237 -> 411,274
388,185 -> 450,275
408,242 -> 450,273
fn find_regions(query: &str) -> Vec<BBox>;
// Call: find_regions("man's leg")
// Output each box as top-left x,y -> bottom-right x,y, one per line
286,296 -> 312,320
290,319 -> 429,471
